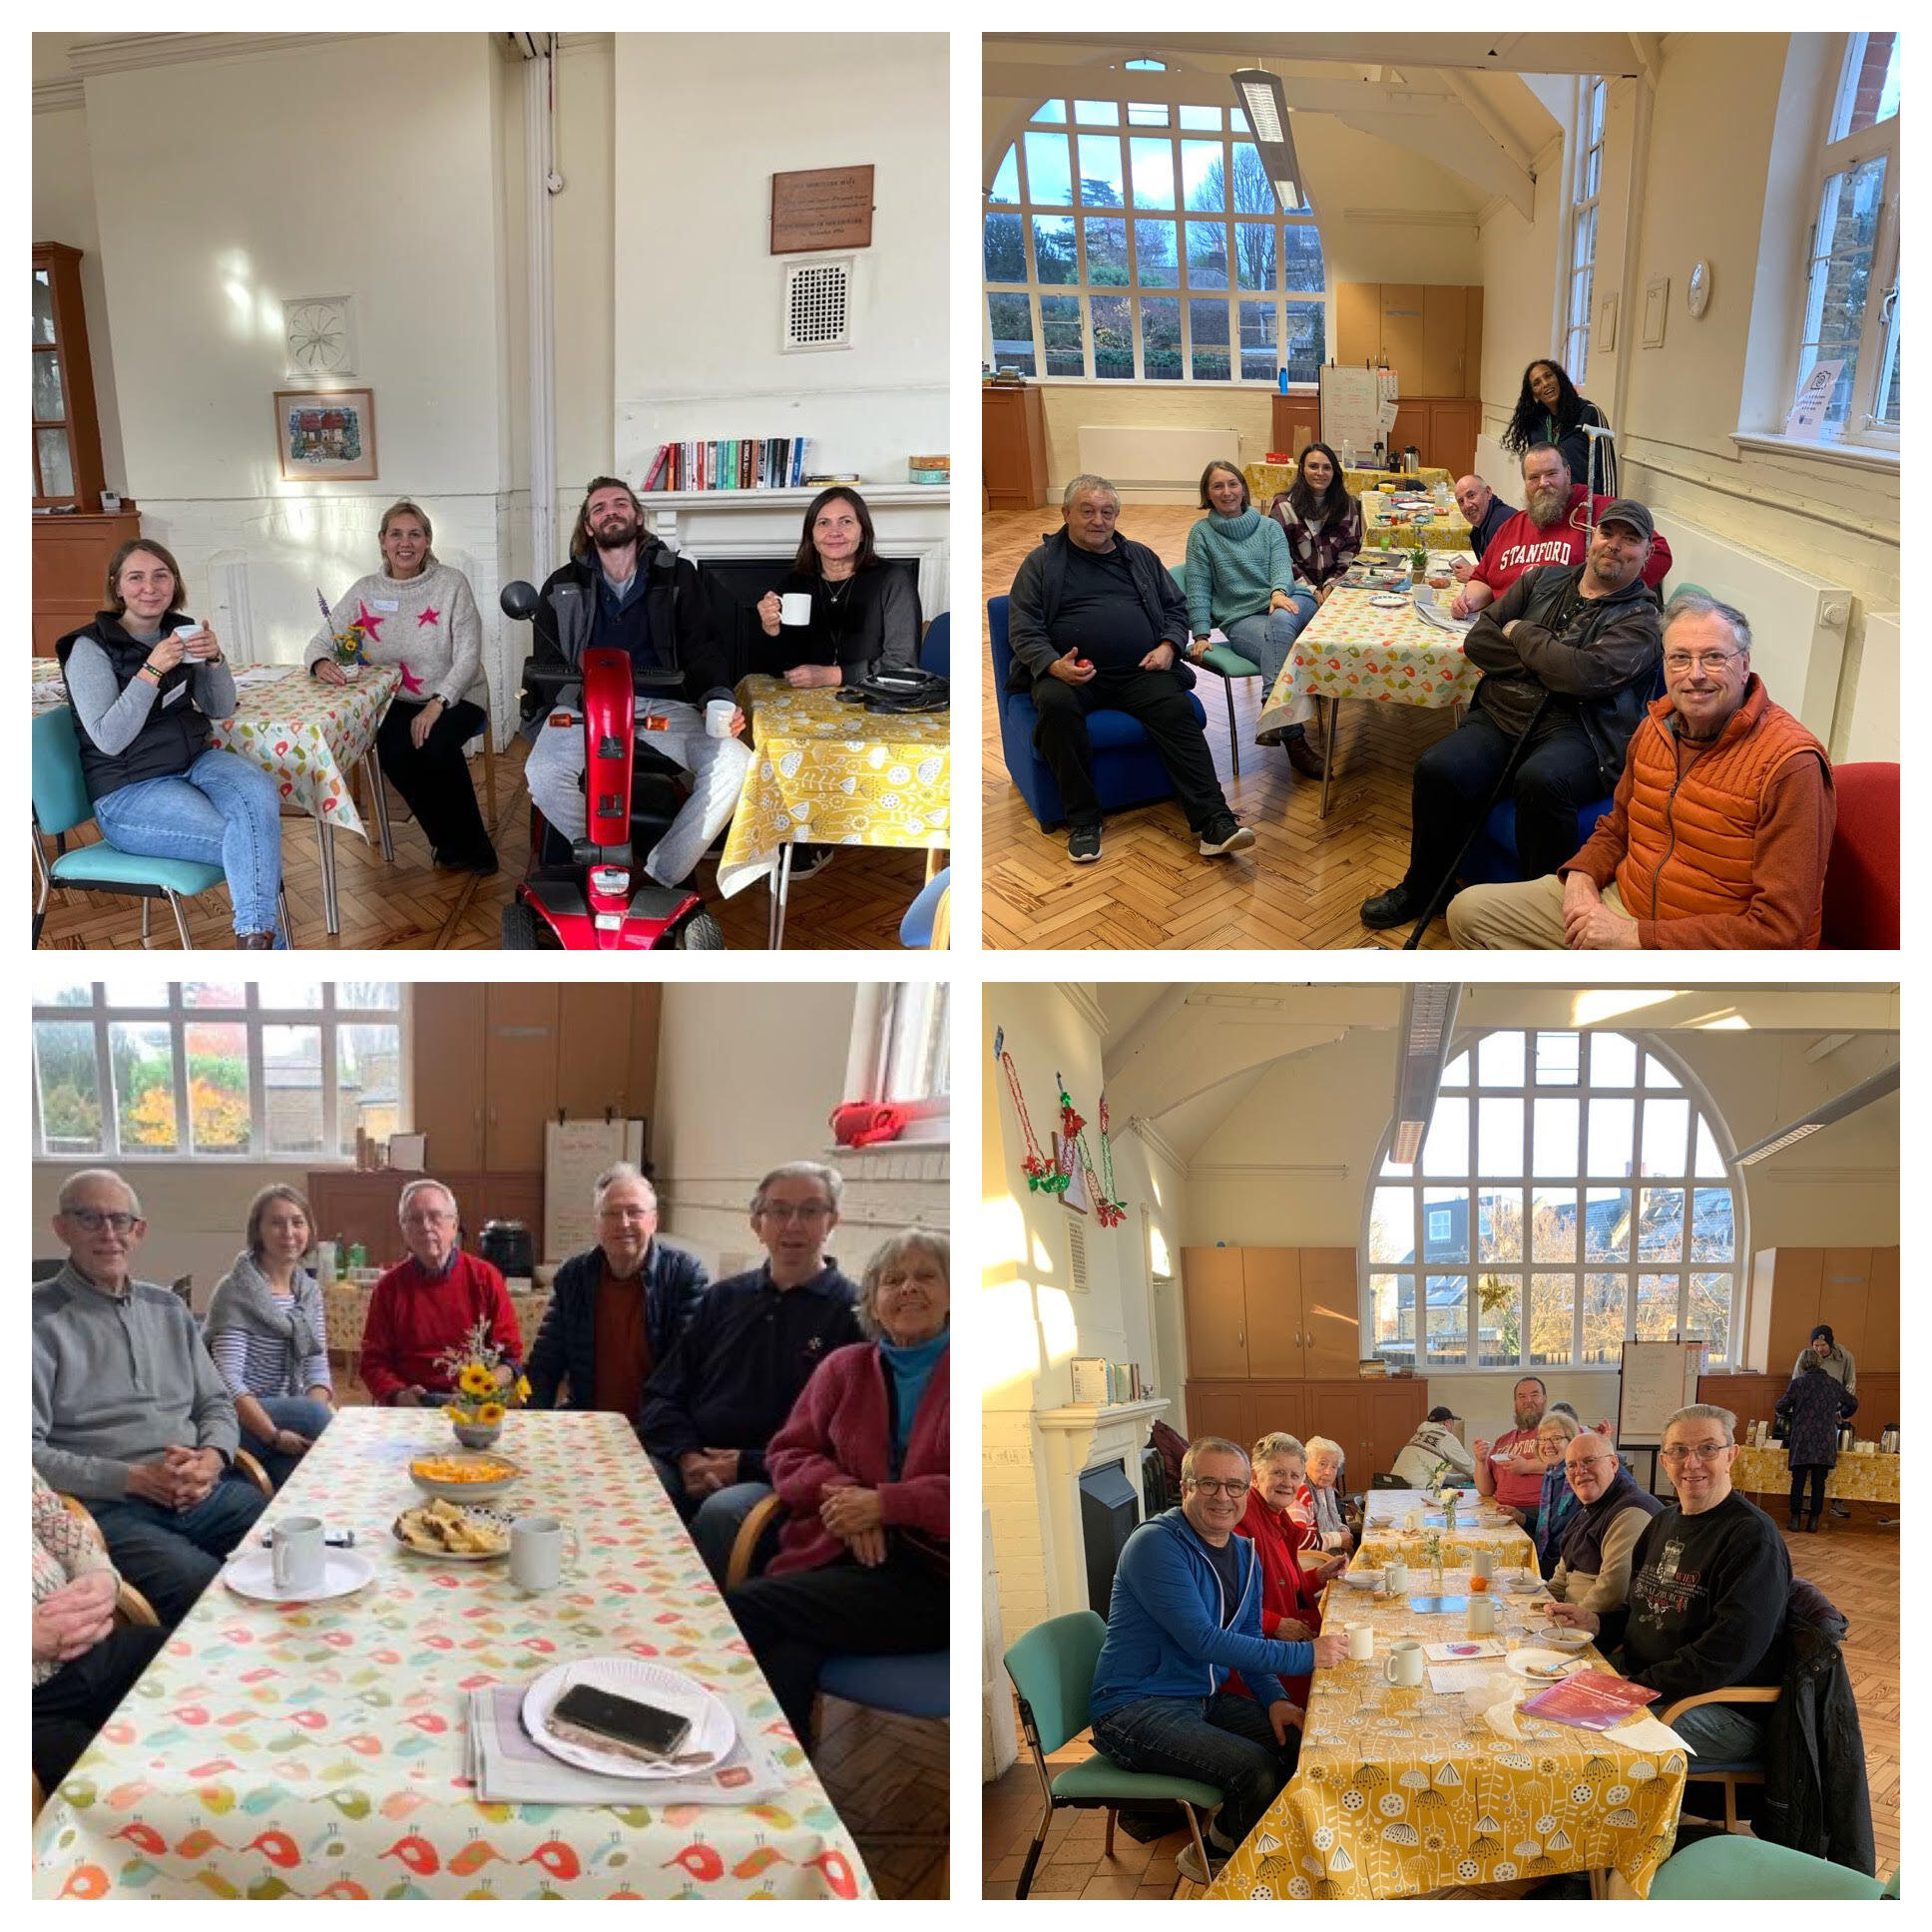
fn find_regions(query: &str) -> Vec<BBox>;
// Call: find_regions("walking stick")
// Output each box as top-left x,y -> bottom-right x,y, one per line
1402,695 -> 1553,950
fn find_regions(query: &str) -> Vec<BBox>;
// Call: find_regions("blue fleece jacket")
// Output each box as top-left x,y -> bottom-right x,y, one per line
1088,1506 -> 1314,1722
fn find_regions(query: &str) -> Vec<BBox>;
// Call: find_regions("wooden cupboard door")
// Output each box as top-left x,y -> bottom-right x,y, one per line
483,984 -> 561,1172
1300,1384 -> 1365,1482
1241,1249 -> 1303,1377
1862,1245 -> 1899,1372
1763,1247 -> 1824,1374
1463,286 -> 1484,397
627,986 -> 664,1143
410,983 -> 486,1170
1270,392 -> 1320,457
1419,285 -> 1466,397
1817,1248 -> 1872,1362
1379,285 -> 1427,387
556,984 -> 636,1121
1246,1381 -> 1302,1450
1336,281 -> 1381,366
1301,1249 -> 1361,1377
1366,1382 -> 1429,1479
1426,399 -> 1481,481
1189,1383 -> 1252,1451
1389,400 -> 1430,468
1182,1247 -> 1251,1379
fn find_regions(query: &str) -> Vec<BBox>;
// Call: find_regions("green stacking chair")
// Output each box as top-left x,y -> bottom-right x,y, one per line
1169,561 -> 1264,777
1645,1836 -> 1895,1900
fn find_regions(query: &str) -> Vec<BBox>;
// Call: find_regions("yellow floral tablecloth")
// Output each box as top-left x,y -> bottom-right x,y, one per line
1730,1446 -> 1899,1505
1245,463 -> 1453,503
716,676 -> 950,900
1361,495 -> 1474,553
1354,1525 -> 1539,1575
1255,584 -> 1483,737
32,661 -> 397,844
1208,1567 -> 1687,1900
32,1409 -> 872,1901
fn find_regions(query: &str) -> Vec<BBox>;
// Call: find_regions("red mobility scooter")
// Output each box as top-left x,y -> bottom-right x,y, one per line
498,580 -> 724,950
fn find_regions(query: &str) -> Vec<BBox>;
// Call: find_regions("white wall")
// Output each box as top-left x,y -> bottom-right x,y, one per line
611,34 -> 948,487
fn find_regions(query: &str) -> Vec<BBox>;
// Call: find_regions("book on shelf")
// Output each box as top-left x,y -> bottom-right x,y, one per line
641,436 -> 813,492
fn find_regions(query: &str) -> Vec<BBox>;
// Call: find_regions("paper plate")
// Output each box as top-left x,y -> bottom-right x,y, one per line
224,1547 -> 376,1605
1509,1648 -> 1590,1681
521,1659 -> 735,1781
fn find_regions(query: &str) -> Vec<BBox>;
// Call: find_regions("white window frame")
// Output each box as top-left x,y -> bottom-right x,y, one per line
1360,1029 -> 1743,1374
1794,32 -> 1900,451
31,982 -> 403,1163
1564,77 -> 1607,383
984,96 -> 1328,387
844,983 -> 949,1142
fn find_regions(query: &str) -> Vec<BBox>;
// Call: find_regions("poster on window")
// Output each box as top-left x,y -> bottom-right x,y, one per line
1784,359 -> 1844,440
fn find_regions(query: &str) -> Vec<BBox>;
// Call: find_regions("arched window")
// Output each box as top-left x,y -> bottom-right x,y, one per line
983,94 -> 1326,384
1362,1028 -> 1741,1373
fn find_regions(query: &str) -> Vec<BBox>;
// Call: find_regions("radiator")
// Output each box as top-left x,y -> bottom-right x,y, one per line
1077,424 -> 1239,492
1843,612 -> 1898,762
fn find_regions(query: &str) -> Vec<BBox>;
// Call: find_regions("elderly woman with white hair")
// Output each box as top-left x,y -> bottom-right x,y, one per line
725,1228 -> 949,1754
1301,1436 -> 1356,1554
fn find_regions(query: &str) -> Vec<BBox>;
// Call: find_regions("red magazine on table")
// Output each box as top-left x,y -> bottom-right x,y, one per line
1518,1672 -> 1660,1731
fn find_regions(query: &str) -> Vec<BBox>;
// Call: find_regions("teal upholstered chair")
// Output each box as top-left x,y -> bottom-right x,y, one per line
1168,561 -> 1264,777
1003,1609 -> 1222,1898
1644,1836 -> 1895,1900
32,706 -> 290,949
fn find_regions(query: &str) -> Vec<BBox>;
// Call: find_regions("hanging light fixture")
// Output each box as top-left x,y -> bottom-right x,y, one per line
1230,66 -> 1306,213
1728,1061 -> 1899,1167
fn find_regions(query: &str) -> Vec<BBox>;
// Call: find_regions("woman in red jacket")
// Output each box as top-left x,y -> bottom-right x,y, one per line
724,1230 -> 948,1753
1229,1432 -> 1347,1709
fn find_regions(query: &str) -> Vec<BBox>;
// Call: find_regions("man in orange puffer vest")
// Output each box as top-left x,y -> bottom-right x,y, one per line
1448,595 -> 1835,948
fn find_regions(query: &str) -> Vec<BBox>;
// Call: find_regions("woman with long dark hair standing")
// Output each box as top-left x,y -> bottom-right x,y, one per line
1501,359 -> 1618,496
754,487 -> 919,688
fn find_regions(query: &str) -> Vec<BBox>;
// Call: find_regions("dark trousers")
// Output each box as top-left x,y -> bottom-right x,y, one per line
376,697 -> 496,865
1031,669 -> 1227,833
726,1553 -> 949,1751
1092,1689 -> 1299,1850
1402,708 -> 1603,894
1789,1465 -> 1829,1518
34,1626 -> 169,1790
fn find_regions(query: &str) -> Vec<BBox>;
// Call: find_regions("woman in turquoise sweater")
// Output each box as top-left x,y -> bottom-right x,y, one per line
1183,461 -> 1321,775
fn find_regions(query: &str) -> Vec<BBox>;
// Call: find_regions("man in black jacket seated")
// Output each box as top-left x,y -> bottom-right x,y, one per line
524,1163 -> 709,1435
1550,1403 -> 1791,1760
641,1162 -> 863,1583
1359,500 -> 1664,931
1006,473 -> 1254,865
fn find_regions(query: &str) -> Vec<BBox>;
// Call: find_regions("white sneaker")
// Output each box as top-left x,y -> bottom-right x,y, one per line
1176,1842 -> 1227,1886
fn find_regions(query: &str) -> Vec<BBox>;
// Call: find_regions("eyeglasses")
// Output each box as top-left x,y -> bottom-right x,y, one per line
1659,1441 -> 1732,1464
1664,652 -> 1738,674
757,1202 -> 834,1223
66,1208 -> 138,1234
1186,1477 -> 1248,1498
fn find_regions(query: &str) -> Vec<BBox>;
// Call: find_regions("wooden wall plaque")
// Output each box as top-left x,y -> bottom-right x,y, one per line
770,165 -> 874,253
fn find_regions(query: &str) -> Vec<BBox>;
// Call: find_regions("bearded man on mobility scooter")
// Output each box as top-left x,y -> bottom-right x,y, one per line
508,476 -> 748,949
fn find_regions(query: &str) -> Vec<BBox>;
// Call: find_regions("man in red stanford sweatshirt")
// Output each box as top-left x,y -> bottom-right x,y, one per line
360,1179 -> 522,1406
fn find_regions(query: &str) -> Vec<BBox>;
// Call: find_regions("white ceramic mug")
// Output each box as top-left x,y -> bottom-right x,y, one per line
1471,1547 -> 1496,1582
270,1514 -> 326,1595
1346,1622 -> 1374,1663
1383,1641 -> 1424,1688
1468,1594 -> 1499,1636
779,592 -> 812,626
1383,1558 -> 1408,1595
1404,1508 -> 1424,1532
510,1514 -> 580,1593
705,698 -> 736,738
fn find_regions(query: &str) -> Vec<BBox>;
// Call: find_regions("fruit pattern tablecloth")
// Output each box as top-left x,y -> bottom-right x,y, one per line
1207,1567 -> 1688,1900
1254,585 -> 1484,736
1729,1446 -> 1899,1505
716,676 -> 950,899
32,661 -> 396,844
32,1408 -> 873,1900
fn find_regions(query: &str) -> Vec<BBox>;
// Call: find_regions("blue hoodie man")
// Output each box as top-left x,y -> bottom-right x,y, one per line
1088,1437 -> 1347,1884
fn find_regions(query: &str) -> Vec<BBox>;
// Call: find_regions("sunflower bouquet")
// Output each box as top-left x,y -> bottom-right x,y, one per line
314,588 -> 368,675
434,1315 -> 530,1443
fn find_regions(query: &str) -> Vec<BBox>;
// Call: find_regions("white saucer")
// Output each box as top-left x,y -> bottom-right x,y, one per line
522,1659 -> 734,1781
1508,1648 -> 1589,1681
223,1547 -> 376,1604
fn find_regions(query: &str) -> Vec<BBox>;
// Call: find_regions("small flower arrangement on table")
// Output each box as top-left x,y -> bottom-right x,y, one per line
434,1316 -> 530,1448
315,589 -> 369,679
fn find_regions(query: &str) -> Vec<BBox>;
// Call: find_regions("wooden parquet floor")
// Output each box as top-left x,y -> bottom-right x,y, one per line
32,735 -> 927,952
983,1513 -> 1900,1898
982,504 -> 1456,951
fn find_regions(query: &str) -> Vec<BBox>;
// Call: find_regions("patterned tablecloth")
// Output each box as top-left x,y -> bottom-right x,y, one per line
1255,583 -> 1483,736
1245,463 -> 1454,503
1729,1446 -> 1899,1505
32,1408 -> 873,1900
1207,1566 -> 1688,1900
715,676 -> 950,900
1361,494 -> 1474,554
32,661 -> 397,844
1352,1492 -> 1539,1575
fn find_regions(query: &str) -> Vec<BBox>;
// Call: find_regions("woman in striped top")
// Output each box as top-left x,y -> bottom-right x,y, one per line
205,1186 -> 334,1491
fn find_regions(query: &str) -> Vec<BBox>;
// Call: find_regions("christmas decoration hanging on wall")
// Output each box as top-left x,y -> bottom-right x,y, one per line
1000,1050 -> 1065,1193
1095,1094 -> 1128,1228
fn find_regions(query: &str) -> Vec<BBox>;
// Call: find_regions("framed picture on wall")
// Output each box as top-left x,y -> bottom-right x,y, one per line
273,387 -> 377,481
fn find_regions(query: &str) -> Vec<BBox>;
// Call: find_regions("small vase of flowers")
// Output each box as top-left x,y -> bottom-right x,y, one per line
315,589 -> 368,681
435,1316 -> 529,1450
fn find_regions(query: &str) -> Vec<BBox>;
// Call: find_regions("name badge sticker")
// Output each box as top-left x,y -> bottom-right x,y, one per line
371,599 -> 400,613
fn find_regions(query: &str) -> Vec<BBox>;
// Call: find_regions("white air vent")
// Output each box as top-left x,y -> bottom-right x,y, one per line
782,257 -> 854,353
1068,1217 -> 1089,1294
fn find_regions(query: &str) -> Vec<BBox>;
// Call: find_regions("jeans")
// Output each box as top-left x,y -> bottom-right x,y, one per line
1092,1690 -> 1299,1850
1031,668 -> 1230,834
525,698 -> 750,885
87,1470 -> 270,1628
1223,594 -> 1315,734
34,1625 -> 169,1791
376,697 -> 495,867
649,1452 -> 774,1586
243,1394 -> 336,1491
92,746 -> 285,941
1671,1697 -> 1770,1763
1402,708 -> 1603,895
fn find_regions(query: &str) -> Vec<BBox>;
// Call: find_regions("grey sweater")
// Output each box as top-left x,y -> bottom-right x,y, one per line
64,634 -> 238,756
33,1263 -> 240,1499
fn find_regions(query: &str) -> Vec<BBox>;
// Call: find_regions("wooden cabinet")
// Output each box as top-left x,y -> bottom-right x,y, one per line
1746,1245 -> 1897,1374
1269,392 -> 1321,459
1300,1248 -> 1362,1377
983,383 -> 1049,510
34,507 -> 143,656
1863,1245 -> 1899,1373
307,1168 -> 545,1271
1180,1245 -> 1362,1380
483,985 -> 560,1172
1189,1383 -> 1254,1449
410,983 -> 486,1169
1388,397 -> 1481,479
1698,1370 -> 1901,1440
1183,1375 -> 1430,1484
1181,1246 -> 1251,1379
1334,281 -> 1484,398
33,243 -> 107,513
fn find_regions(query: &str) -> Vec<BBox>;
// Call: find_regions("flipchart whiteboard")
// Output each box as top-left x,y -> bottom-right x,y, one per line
1616,1340 -> 1704,1443
1318,365 -> 1399,459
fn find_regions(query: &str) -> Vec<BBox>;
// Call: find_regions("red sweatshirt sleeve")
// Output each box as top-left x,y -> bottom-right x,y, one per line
358,1271 -> 408,1405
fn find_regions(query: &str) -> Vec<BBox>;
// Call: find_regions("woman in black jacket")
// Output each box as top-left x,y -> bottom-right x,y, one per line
754,488 -> 919,687
1501,359 -> 1618,497
1775,1349 -> 1859,1532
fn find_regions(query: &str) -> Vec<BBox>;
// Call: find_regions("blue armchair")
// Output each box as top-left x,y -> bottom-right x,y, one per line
988,596 -> 1207,830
